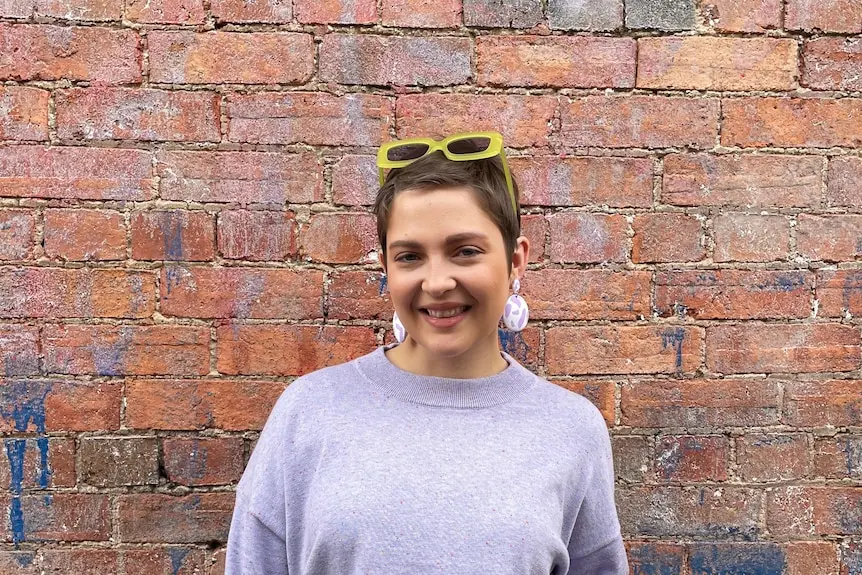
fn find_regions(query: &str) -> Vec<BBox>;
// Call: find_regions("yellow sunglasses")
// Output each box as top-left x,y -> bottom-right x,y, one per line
376,131 -> 517,213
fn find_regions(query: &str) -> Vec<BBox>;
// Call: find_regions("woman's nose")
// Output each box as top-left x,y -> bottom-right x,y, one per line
421,261 -> 457,295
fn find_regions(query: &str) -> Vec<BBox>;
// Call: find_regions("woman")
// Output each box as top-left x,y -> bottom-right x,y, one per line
225,132 -> 628,574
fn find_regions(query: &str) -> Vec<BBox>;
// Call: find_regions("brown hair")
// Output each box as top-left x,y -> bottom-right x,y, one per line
373,151 -> 521,268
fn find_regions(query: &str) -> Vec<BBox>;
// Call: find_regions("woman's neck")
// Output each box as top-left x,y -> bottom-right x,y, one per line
384,334 -> 509,379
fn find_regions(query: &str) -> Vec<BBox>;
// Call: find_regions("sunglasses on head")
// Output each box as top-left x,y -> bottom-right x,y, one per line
376,131 -> 517,213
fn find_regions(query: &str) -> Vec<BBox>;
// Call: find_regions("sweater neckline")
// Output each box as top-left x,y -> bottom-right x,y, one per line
354,345 -> 537,409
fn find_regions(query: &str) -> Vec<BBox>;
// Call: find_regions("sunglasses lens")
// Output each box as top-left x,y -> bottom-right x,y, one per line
387,143 -> 430,162
447,137 -> 492,155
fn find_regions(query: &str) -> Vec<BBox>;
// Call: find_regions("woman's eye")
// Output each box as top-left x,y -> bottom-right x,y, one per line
458,247 -> 481,257
395,253 -> 419,262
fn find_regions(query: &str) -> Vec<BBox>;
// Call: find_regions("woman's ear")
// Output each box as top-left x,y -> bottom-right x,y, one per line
511,235 -> 530,281
378,249 -> 387,274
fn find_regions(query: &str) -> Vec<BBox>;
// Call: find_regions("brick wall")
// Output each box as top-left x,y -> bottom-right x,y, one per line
1,0 -> 861,573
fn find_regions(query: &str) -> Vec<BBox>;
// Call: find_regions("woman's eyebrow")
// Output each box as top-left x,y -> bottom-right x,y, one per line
388,232 -> 489,251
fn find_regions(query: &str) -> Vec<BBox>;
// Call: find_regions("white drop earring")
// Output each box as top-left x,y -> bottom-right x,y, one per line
392,310 -> 407,343
502,278 -> 529,332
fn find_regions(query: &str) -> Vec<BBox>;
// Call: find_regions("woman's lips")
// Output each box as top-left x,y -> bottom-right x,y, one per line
419,306 -> 471,328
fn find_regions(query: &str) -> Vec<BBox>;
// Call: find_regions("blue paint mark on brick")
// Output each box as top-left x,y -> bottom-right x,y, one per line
689,543 -> 785,575
660,327 -> 686,371
755,273 -> 805,292
498,328 -> 529,364
378,274 -> 387,295
158,212 -> 185,261
88,327 -> 134,376
843,437 -> 862,476
14,552 -> 35,567
186,439 -> 208,480
167,547 -> 191,575
629,542 -> 683,575
164,265 -> 184,296
844,543 -> 862,575
5,438 -> 26,545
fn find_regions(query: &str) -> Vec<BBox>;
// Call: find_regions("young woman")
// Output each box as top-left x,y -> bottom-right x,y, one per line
225,133 -> 628,574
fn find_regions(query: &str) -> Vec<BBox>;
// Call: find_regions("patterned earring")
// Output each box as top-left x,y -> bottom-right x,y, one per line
392,310 -> 407,343
502,278 -> 529,332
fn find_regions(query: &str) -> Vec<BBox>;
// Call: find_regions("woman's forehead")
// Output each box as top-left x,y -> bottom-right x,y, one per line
386,187 -> 503,245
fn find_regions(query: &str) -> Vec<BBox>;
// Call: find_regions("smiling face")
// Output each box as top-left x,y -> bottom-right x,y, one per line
381,186 -> 528,373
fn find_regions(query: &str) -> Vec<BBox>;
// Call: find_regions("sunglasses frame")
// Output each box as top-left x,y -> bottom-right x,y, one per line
376,131 -> 517,213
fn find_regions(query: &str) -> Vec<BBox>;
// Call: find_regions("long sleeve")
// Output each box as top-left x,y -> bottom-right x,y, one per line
225,506 -> 288,575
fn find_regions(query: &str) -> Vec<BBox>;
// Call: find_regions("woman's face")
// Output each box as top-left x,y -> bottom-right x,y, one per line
381,186 -> 528,362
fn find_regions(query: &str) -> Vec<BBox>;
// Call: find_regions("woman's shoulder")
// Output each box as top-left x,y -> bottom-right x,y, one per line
523,373 -> 610,434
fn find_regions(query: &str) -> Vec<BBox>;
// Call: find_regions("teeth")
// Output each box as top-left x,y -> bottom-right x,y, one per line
426,306 -> 466,318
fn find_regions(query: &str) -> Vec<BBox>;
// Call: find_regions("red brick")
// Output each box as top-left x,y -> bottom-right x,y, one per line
0,438 -> 75,489
768,486 -> 862,536
158,150 -> 323,205
688,544 -> 788,574
118,493 -> 234,543
125,379 -> 286,430
123,547 -> 209,575
131,210 -> 215,261
844,542 -> 862,575
813,435 -> 862,479
149,31 -> 313,84
551,379 -> 616,425
332,155 -> 377,206
321,34 -> 470,86
713,213 -> 789,263
816,269 -> 862,318
16,494 -> 110,541
162,267 -> 323,319
56,87 -> 220,143
300,212 -> 377,264
381,0 -> 460,26
638,36 -> 797,90
0,0 -> 33,17
697,0 -> 782,32
784,380 -> 862,427
561,96 -> 719,149
294,0 -> 376,23
79,437 -> 159,487
621,378 -> 781,427
707,323 -> 860,374
43,324 -> 210,376
546,326 -> 702,375
655,435 -> 729,482
498,326 -> 541,370
463,0 -> 542,27
0,268 -> 155,319
798,214 -> 862,262
211,0 -> 291,22
124,0 -> 204,23
522,269 -> 650,320
0,325 -> 38,375
0,24 -> 139,83
786,0 -> 862,33
44,208 -> 126,261
722,97 -> 862,148
216,324 -> 376,376
34,0 -> 122,20
328,270 -> 391,320
211,549 -> 226,575
521,214 -> 546,263
785,541 -> 840,575
828,156 -> 862,208
663,153 -> 823,208
611,436 -> 650,481
0,380 -> 121,432
228,92 -> 391,146
512,156 -> 653,208
477,36 -> 635,88
0,86 -> 48,141
216,210 -> 295,261
626,542 -> 685,575
40,549 -> 119,574
547,212 -> 628,263
163,437 -> 245,486
803,38 -> 862,91
396,94 -> 556,148
0,209 -> 34,260
632,213 -> 704,263
737,434 -> 810,482
656,270 -> 812,320
0,145 -> 153,200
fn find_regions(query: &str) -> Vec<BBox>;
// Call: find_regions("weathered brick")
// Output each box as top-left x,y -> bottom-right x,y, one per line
212,549 -> 226,575
546,326 -> 702,375
163,437 -> 245,486
547,212 -> 628,263
0,438 -> 75,489
56,88 -> 220,143
125,379 -> 286,431
211,0 -> 291,22
216,324 -> 376,376
498,327 -> 542,371
842,542 -> 862,575
561,96 -> 719,149
768,486 -> 862,536
707,323 -> 861,374
463,0 -> 542,27
798,214 -> 862,262
0,268 -> 155,319
0,86 -> 48,141
34,0 -> 122,20
321,34 -> 471,87
722,98 -> 862,148
0,145 -> 153,200
784,380 -> 862,427
785,541 -> 840,575
43,324 -> 210,376
0,325 -> 38,376
149,31 -> 313,84
11,494 -> 111,541
328,270 -> 390,320
803,38 -> 862,91
547,0 -> 622,30
0,380 -> 122,432
217,210 -> 295,261
522,269 -> 650,320
815,269 -> 862,318
697,0 -> 782,32
626,542 -> 685,575
638,37 -> 797,90
382,0 -> 461,27
0,24 -> 139,83
158,150 -> 323,205
333,155 -> 377,206
300,212 -> 377,264
633,213 -> 704,263
0,209 -> 34,260
162,267 -> 323,319
40,549 -> 119,574
124,0 -> 204,23
655,435 -> 728,482
813,435 -> 862,479
621,378 -> 781,427
294,0 -> 376,23
828,156 -> 862,208
786,0 -> 862,33
80,437 -> 159,487
513,156 -> 653,208
43,209 -> 126,261
477,36 -> 635,88
713,213 -> 789,263
123,547 -> 208,575
131,210 -> 215,262
611,436 -> 650,482
655,270 -> 812,320
552,379 -> 616,424
688,544 -> 787,575
228,92 -> 391,146
521,214 -> 546,263
626,0 -> 696,30
737,434 -> 810,482
663,153 -> 822,208
118,493 -> 234,543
